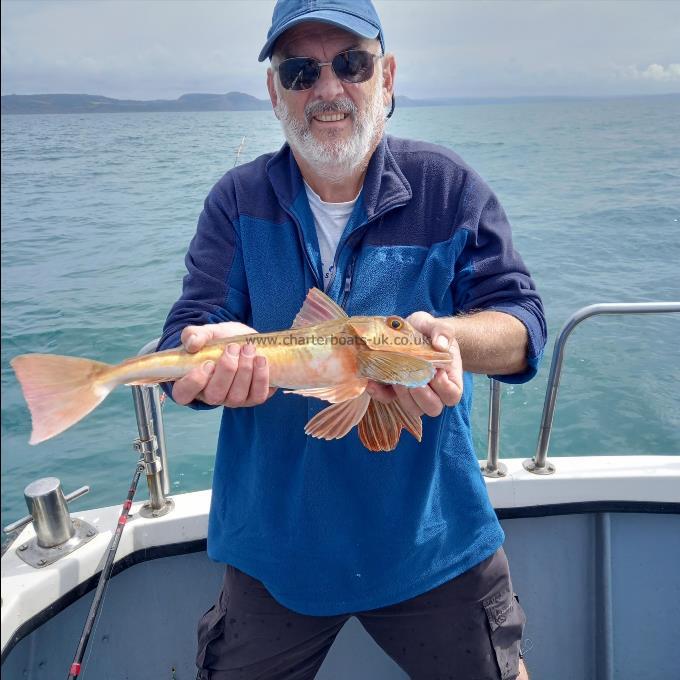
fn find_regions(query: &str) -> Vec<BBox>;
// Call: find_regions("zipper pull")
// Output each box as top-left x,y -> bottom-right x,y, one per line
344,259 -> 354,294
341,257 -> 356,307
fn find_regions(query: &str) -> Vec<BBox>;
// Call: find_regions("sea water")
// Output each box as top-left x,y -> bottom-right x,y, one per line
2,96 -> 679,527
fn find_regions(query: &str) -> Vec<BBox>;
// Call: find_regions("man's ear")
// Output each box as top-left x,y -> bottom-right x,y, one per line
267,68 -> 279,117
381,54 -> 396,107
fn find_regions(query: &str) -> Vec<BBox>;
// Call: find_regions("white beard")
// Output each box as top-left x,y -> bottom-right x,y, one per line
274,69 -> 387,182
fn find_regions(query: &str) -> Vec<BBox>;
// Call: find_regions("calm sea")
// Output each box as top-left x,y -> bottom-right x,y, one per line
2,96 -> 679,528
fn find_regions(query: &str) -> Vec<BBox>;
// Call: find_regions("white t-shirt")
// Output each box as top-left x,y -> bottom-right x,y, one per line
304,181 -> 361,290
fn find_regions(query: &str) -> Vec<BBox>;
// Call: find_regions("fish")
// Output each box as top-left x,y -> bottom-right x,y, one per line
11,288 -> 452,451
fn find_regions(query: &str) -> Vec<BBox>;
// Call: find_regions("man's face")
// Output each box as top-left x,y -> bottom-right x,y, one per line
267,22 -> 395,179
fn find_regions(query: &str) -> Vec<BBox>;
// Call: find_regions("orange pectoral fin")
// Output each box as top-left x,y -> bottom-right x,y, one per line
304,391 -> 371,441
357,350 -> 434,388
358,399 -> 423,452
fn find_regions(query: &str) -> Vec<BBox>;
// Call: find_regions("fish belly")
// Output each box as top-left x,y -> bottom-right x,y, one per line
264,343 -> 357,390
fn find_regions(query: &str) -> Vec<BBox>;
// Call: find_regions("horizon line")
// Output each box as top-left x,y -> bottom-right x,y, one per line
2,91 -> 680,102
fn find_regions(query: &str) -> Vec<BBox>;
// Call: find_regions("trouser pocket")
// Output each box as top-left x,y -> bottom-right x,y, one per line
483,589 -> 526,680
196,594 -> 228,671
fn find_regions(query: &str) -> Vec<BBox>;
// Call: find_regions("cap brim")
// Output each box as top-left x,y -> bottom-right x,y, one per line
258,9 -> 381,62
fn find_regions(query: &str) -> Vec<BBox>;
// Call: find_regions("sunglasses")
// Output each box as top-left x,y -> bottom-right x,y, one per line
276,49 -> 381,91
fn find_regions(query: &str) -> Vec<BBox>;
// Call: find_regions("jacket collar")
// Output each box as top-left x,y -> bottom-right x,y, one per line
265,135 -> 412,220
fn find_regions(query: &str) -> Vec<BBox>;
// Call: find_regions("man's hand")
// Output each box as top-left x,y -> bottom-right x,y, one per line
172,322 -> 276,408
366,312 -> 463,419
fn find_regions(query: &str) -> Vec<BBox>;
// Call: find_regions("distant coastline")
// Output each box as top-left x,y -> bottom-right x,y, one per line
2,91 -> 678,114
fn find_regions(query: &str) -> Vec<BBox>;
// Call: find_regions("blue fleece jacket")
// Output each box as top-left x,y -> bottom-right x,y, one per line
158,135 -> 546,615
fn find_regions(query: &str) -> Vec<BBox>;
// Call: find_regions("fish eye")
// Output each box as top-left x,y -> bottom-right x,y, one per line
387,316 -> 403,330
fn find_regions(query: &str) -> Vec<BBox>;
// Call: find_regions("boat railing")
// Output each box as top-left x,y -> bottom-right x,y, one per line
480,379 -> 506,477
133,301 -> 680,505
131,339 -> 173,517
513,301 -> 679,476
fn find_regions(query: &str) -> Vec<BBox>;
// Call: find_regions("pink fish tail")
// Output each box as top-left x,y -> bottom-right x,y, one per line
11,354 -> 114,445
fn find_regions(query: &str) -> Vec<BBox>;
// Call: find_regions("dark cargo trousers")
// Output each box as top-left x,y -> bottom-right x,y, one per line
196,547 -> 525,680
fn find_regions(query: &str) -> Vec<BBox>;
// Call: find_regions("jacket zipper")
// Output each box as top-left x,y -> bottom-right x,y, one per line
283,206 -> 322,289
331,213 -> 389,308
326,229 -> 362,303
287,202 -> 402,304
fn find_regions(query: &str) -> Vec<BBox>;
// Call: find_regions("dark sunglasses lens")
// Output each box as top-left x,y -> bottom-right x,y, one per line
333,50 -> 375,83
279,58 -> 319,90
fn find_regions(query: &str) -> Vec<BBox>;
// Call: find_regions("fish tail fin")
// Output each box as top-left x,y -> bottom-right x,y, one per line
358,399 -> 423,452
11,354 -> 115,445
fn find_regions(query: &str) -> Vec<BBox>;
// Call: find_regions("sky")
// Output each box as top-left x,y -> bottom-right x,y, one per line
1,0 -> 679,100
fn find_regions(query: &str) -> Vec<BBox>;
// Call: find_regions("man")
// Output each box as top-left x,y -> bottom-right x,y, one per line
158,1 -> 546,678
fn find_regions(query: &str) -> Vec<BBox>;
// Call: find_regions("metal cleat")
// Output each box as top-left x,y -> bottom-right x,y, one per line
3,478 -> 97,568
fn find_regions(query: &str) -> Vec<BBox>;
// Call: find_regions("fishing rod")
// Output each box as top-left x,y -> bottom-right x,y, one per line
233,136 -> 246,167
67,458 -> 145,679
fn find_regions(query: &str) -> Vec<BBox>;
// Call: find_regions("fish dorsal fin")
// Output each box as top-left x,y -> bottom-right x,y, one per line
292,288 -> 348,328
357,351 -> 435,388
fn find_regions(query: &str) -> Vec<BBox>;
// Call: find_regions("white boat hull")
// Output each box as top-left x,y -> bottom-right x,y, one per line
3,456 -> 679,679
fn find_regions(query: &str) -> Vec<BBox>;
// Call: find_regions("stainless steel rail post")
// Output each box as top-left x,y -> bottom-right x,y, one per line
131,338 -> 174,517
524,301 -> 680,475
481,379 -> 507,477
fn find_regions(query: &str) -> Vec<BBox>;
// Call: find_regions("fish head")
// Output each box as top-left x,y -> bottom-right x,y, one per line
348,315 -> 452,365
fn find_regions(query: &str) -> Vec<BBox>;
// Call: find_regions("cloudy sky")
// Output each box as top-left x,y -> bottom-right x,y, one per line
2,0 -> 679,100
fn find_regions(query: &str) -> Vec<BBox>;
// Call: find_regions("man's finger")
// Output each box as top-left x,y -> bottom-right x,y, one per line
202,344 -> 239,405
442,340 -> 464,400
407,312 -> 452,352
366,381 -> 396,404
450,341 -> 463,382
245,354 -> 271,405
393,385 -> 424,419
172,361 -> 215,405
428,369 -> 462,408
406,311 -> 433,331
432,332 -> 451,352
427,320 -> 453,353
224,343 -> 256,406
181,325 -> 212,353
408,384 -> 443,418
210,321 -> 260,340
180,321 -> 256,354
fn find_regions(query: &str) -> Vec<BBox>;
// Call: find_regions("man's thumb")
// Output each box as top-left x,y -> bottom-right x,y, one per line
432,331 -> 451,352
183,326 -> 209,353
427,318 -> 453,352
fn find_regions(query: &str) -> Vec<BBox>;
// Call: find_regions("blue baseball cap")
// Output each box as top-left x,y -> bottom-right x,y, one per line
258,0 -> 385,62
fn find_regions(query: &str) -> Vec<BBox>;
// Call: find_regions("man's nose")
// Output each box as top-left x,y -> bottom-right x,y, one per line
312,62 -> 345,100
